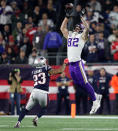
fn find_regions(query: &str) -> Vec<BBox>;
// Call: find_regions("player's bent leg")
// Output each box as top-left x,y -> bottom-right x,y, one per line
69,60 -> 101,114
90,93 -> 102,115
82,82 -> 102,114
14,91 -> 36,128
85,82 -> 96,101
32,91 -> 48,127
14,108 -> 29,128
32,107 -> 47,127
72,61 -> 96,101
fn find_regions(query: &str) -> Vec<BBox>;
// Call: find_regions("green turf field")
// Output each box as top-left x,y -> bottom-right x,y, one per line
0,116 -> 118,131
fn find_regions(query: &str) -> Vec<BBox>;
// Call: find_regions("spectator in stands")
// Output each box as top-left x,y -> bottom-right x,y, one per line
0,41 -> 4,55
15,49 -> 28,64
85,34 -> 98,63
10,1 -> 18,11
95,23 -> 109,38
108,28 -> 118,44
32,6 -> 42,26
96,32 -> 109,62
111,35 -> 118,62
12,22 -> 23,47
0,51 -> 9,64
0,33 -> 6,55
7,47 -> 15,64
32,25 -> 46,55
27,16 -> 34,26
10,0 -> 21,25
22,1 -> 32,18
28,48 -> 39,65
110,72 -> 118,114
2,24 -> 11,42
8,68 -> 22,115
38,13 -> 54,31
11,6 -> 24,31
5,35 -> 19,56
87,69 -> 97,92
56,72 -> 70,115
43,27 -> 62,65
102,0 -> 113,13
74,84 -> 88,115
26,23 -> 37,45
84,8 -> 94,22
96,68 -> 112,114
0,0 -> 13,32
22,28 -> 27,37
85,7 -> 103,23
109,5 -> 118,27
0,0 -> 118,65
38,0 -> 47,8
20,36 -> 32,57
88,0 -> 102,12
89,21 -> 97,34
46,2 -> 56,24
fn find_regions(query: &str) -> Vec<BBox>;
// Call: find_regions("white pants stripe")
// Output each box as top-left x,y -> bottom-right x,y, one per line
79,61 -> 88,84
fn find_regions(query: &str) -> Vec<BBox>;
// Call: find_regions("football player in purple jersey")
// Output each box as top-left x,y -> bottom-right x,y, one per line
60,5 -> 102,115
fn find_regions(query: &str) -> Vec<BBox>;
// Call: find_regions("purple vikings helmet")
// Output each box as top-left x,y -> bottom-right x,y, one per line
74,24 -> 84,32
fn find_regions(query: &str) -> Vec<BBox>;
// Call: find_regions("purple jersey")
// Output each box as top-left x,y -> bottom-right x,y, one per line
32,65 -> 51,92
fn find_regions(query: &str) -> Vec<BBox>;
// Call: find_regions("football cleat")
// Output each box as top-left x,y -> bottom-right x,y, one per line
32,117 -> 38,127
14,121 -> 20,128
90,94 -> 102,115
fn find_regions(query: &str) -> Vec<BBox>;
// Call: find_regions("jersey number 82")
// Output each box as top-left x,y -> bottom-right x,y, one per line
68,38 -> 79,47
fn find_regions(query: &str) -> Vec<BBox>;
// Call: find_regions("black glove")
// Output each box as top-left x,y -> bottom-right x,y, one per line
80,8 -> 86,17
65,3 -> 73,19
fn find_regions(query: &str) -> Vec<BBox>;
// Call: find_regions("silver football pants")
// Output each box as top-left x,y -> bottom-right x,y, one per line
26,88 -> 48,111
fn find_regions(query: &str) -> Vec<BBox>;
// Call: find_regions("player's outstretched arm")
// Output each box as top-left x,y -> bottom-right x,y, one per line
60,3 -> 73,39
60,17 -> 69,39
48,63 -> 66,75
81,16 -> 89,41
48,58 -> 68,75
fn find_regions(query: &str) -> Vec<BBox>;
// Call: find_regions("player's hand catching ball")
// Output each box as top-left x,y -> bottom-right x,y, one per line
80,8 -> 86,17
65,3 -> 73,18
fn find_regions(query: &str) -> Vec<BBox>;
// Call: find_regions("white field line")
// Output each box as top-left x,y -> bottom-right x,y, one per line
0,125 -> 35,128
61,128 -> 118,131
1,115 -> 118,119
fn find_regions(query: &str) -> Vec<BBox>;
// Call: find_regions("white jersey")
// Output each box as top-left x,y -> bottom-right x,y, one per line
67,31 -> 85,62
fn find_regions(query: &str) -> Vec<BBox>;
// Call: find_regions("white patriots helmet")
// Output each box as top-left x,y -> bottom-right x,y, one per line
34,56 -> 47,67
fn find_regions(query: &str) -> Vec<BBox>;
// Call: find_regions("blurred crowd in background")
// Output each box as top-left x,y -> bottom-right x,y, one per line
0,0 -> 118,65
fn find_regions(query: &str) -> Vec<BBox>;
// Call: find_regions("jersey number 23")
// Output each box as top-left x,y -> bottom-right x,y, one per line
33,73 -> 46,86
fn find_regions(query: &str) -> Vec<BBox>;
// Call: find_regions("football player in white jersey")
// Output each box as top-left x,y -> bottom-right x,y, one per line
60,8 -> 102,114
14,57 -> 68,128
